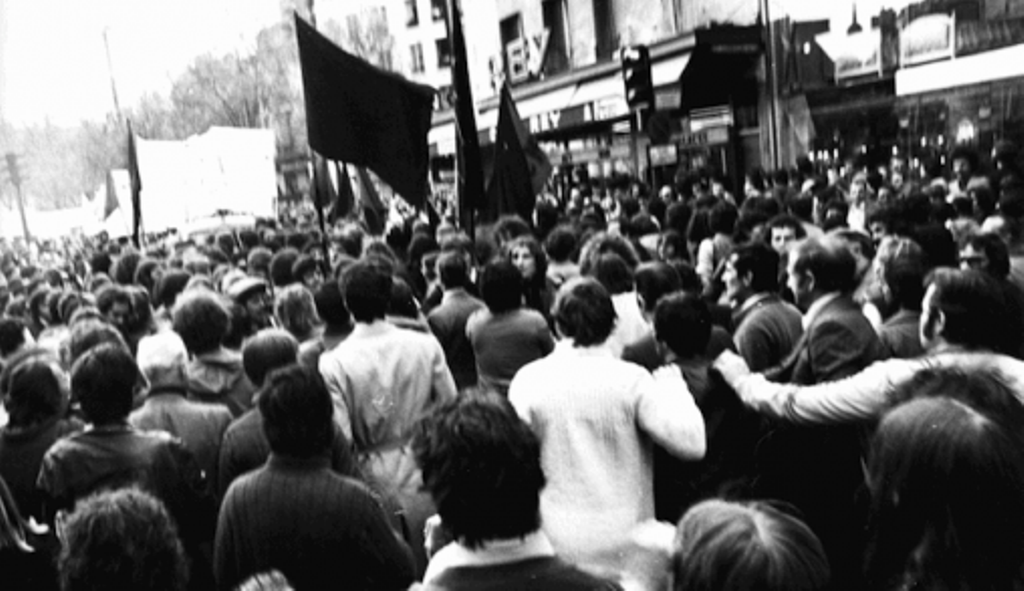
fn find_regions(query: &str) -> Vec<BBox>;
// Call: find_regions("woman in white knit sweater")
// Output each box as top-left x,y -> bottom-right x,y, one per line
508,277 -> 706,581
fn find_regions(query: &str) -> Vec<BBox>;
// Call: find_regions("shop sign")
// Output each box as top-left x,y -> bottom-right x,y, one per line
901,14 -> 955,67
816,29 -> 882,81
649,144 -> 679,166
679,126 -> 730,147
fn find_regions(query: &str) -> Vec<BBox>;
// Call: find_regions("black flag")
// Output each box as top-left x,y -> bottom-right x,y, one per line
485,84 -> 535,223
295,14 -> 435,208
127,120 -> 142,247
446,0 -> 485,231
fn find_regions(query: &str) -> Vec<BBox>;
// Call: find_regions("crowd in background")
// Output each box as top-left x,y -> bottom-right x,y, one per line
0,139 -> 1023,590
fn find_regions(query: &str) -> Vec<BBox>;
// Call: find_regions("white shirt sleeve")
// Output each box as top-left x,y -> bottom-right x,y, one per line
637,366 -> 706,460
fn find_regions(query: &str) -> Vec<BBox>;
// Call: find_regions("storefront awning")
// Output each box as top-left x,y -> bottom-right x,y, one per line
896,43 -> 1024,96
652,52 -> 692,87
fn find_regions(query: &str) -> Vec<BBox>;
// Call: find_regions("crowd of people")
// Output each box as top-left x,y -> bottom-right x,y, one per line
0,141 -> 1024,590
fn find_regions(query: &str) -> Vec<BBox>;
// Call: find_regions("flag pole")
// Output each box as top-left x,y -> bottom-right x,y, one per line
305,0 -> 333,272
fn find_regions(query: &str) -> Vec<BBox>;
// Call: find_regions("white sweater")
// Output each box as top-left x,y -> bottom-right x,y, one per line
509,345 -> 705,577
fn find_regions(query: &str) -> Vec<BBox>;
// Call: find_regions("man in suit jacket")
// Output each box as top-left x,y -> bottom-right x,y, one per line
757,235 -> 885,591
428,252 -> 486,391
769,236 -> 885,384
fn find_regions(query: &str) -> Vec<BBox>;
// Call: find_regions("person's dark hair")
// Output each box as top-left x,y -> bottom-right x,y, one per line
89,252 -> 112,276
553,277 -> 616,347
171,290 -> 230,355
5,354 -> 66,428
246,247 -> 273,277
28,288 -> 52,327
71,343 -> 141,425
579,232 -> 641,275
493,215 -> 532,247
268,247 -> 300,288
709,202 -> 739,235
312,281 -> 350,330
790,236 -> 858,294
480,260 -> 524,314
436,251 -> 470,290
654,292 -> 712,359
66,319 -> 130,368
388,277 -> 420,319
133,258 -> 162,295
111,251 -> 142,286
544,226 -> 578,263
259,364 -> 333,458
0,317 -> 26,357
58,487 -> 188,591
963,232 -> 1011,278
866,392 -> 1024,591
635,262 -> 682,313
340,260 -> 392,323
926,268 -> 1007,351
673,499 -> 830,591
95,283 -> 132,317
412,392 -> 545,549
153,270 -> 191,311
950,144 -> 980,172
241,329 -> 299,387
730,242 -> 781,294
290,254 -> 319,284
659,230 -> 688,262
593,252 -> 635,294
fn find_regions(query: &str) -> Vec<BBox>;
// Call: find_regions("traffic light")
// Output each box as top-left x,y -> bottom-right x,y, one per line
620,45 -> 652,110
4,153 -> 20,187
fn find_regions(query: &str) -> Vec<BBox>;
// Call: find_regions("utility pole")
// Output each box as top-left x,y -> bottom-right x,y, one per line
4,153 -> 32,244
761,0 -> 781,170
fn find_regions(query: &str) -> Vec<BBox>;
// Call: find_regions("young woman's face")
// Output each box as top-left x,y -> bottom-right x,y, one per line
511,246 -> 537,280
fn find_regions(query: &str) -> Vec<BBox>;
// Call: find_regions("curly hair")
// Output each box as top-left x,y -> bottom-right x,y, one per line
58,487 -> 188,591
171,290 -> 230,354
579,232 -> 640,276
412,392 -> 544,549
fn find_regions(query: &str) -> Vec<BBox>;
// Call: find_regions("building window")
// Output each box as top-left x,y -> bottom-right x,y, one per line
542,0 -> 570,75
500,13 -> 523,47
436,38 -> 452,68
593,0 -> 616,60
405,0 -> 419,27
431,0 -> 445,22
410,43 -> 425,73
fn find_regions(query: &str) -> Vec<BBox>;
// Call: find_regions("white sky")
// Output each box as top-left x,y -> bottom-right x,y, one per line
0,0 -> 910,126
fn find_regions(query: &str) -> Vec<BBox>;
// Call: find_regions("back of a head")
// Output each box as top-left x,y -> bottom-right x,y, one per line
412,392 -> 544,549
258,364 -> 332,458
72,342 -> 140,425
926,268 -> 1008,351
437,251 -> 470,290
312,281 -> 350,330
242,329 -> 299,387
635,262 -> 683,313
66,319 -> 129,369
593,252 -> 635,294
273,284 -> 320,339
553,277 -> 616,347
791,236 -> 858,294
544,226 -> 578,264
655,291 -> 712,359
867,392 -> 1024,590
6,354 -> 66,428
673,499 -> 830,591
58,487 -> 187,591
480,260 -> 524,314
136,331 -> 189,390
341,259 -> 393,323
171,289 -> 230,355
269,247 -> 300,288
0,317 -> 26,358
